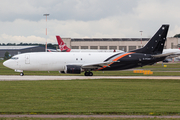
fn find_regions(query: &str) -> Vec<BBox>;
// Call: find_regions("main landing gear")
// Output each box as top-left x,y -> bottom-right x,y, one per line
84,71 -> 93,76
20,72 -> 24,76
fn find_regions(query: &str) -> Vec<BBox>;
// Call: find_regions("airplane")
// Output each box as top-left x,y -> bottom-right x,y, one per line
56,36 -> 124,52
162,48 -> 180,62
163,49 -> 180,55
3,24 -> 169,76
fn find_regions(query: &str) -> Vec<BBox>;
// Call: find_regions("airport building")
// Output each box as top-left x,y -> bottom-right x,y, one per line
0,37 -> 179,59
62,37 -> 180,52
0,46 -> 45,58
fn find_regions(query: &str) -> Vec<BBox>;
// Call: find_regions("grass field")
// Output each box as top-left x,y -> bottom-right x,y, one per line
0,79 -> 180,115
1,118 -> 179,120
0,118 -> 179,120
1,60 -> 180,120
1,60 -> 180,76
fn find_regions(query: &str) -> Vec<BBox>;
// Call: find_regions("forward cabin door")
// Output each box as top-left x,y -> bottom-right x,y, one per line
25,54 -> 30,64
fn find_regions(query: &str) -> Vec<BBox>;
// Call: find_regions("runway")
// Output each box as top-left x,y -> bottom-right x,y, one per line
0,75 -> 180,81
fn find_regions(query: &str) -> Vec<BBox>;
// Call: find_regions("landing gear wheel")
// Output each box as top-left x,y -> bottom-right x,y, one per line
84,72 -> 89,76
84,72 -> 93,76
20,72 -> 24,76
89,72 -> 93,76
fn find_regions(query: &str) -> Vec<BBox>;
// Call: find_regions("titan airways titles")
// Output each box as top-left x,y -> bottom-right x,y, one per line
4,25 -> 170,76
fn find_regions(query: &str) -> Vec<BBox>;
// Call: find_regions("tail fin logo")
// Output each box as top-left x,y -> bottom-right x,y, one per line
56,36 -> 71,52
59,42 -> 66,50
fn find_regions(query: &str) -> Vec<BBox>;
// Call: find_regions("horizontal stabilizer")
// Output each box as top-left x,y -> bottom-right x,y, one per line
152,52 -> 177,58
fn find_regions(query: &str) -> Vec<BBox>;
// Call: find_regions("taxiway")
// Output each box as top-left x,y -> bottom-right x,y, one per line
0,75 -> 180,81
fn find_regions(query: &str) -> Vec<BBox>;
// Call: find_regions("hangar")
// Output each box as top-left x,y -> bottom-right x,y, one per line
62,37 -> 180,52
0,46 -> 45,58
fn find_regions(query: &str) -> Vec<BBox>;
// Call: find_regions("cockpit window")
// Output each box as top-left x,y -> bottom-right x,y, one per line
11,57 -> 19,60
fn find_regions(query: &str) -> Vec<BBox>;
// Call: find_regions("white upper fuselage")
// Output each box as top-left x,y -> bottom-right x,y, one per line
3,52 -> 119,71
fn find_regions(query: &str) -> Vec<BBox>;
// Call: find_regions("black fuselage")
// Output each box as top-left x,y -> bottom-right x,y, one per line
101,52 -> 165,71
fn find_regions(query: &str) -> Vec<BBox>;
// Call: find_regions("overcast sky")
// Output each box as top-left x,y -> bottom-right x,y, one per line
0,0 -> 180,44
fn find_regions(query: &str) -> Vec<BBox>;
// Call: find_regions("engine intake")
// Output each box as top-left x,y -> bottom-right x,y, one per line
64,65 -> 82,74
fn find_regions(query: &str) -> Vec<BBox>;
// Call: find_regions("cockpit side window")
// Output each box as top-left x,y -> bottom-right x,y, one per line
11,57 -> 19,60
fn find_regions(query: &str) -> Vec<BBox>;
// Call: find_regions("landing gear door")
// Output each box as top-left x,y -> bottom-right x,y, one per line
25,55 -> 30,64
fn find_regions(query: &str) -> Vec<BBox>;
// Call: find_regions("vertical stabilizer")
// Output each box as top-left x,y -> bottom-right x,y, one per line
56,36 -> 71,52
131,25 -> 169,54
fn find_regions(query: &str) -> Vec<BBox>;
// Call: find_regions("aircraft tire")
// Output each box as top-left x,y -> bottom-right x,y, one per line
84,72 -> 93,76
20,72 -> 24,76
89,72 -> 93,76
84,72 -> 89,76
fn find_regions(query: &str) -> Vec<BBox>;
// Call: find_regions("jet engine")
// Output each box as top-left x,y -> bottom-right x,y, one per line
64,65 -> 82,74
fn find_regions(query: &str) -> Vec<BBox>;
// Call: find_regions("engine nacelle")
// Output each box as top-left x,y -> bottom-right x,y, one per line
64,65 -> 82,74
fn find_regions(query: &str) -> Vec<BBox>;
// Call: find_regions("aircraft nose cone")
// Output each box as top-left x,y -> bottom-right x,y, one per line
3,60 -> 9,67
3,59 -> 14,70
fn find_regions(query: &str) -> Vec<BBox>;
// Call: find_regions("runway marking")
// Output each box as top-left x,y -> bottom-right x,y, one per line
0,75 -> 180,81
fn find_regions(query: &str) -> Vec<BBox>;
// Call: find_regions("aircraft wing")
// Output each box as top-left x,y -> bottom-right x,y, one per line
82,61 -> 113,69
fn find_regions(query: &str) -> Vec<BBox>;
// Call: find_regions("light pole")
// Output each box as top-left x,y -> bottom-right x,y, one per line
140,31 -> 143,48
43,14 -> 50,52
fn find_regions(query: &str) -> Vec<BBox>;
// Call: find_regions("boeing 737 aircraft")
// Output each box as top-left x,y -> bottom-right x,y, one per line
3,25 -> 170,76
56,36 -> 124,52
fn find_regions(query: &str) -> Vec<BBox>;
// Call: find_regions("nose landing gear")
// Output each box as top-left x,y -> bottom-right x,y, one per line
20,72 -> 24,76
84,71 -> 93,76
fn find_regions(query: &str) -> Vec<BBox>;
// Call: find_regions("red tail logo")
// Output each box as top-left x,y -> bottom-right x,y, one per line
59,42 -> 66,50
56,36 -> 71,52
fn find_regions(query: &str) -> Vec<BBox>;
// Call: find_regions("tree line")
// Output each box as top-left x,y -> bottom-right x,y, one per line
0,43 -> 58,49
174,34 -> 180,38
